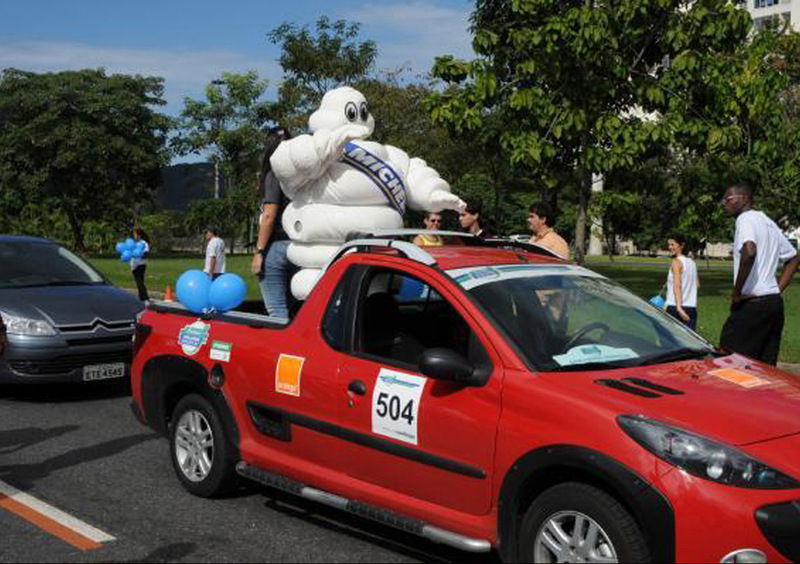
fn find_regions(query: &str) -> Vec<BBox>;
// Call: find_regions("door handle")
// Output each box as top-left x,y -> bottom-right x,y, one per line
348,379 -> 367,396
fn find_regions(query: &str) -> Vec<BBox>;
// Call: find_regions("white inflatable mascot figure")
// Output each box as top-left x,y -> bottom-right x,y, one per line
270,86 -> 466,300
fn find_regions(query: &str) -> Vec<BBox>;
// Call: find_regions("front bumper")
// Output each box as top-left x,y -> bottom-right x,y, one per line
756,501 -> 800,562
660,468 -> 800,563
0,334 -> 133,384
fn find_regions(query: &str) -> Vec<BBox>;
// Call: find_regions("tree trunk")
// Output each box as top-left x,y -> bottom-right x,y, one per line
574,170 -> 591,265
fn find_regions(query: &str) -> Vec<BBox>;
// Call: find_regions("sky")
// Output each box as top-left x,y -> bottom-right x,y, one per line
0,0 -> 475,162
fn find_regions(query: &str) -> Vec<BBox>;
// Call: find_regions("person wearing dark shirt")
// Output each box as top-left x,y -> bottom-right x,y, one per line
251,127 -> 294,318
459,201 -> 493,238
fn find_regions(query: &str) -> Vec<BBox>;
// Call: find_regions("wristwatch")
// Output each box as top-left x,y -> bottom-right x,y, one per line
256,247 -> 266,254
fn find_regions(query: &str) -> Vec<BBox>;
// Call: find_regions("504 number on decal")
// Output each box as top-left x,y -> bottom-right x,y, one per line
371,369 -> 427,445
375,392 -> 415,425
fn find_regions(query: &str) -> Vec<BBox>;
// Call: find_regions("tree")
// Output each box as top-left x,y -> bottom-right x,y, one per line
0,68 -> 171,251
429,0 -> 752,263
268,17 -> 377,130
668,25 -> 800,228
173,72 -> 274,251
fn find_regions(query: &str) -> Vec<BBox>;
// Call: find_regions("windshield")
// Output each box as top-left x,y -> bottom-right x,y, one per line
0,242 -> 106,289
449,264 -> 713,371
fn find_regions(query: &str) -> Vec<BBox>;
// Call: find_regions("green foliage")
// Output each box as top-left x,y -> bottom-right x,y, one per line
0,68 -> 171,251
173,71 -> 272,188
269,17 -> 377,130
429,0 -> 755,262
173,72 -> 274,250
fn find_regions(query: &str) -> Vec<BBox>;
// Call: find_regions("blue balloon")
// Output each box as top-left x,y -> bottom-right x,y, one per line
208,274 -> 247,313
132,247 -> 145,259
649,295 -> 666,309
176,270 -> 212,314
120,250 -> 133,263
135,241 -> 146,252
115,242 -> 126,254
124,238 -> 136,251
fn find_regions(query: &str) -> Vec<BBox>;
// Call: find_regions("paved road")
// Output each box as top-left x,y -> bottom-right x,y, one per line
0,381 -> 496,563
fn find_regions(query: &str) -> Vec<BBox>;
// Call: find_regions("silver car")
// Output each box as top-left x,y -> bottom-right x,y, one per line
0,235 -> 143,384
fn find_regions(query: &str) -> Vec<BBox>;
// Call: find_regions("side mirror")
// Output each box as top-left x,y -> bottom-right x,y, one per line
419,348 -> 489,387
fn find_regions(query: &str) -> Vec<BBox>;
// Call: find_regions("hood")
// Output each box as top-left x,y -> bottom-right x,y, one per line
546,355 -> 800,446
0,285 -> 143,327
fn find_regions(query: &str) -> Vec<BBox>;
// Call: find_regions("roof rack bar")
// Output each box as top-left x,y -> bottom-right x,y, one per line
478,238 -> 563,259
324,238 -> 437,271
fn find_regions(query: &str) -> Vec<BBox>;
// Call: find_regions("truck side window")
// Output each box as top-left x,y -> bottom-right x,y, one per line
322,267 -> 360,351
355,268 -> 487,370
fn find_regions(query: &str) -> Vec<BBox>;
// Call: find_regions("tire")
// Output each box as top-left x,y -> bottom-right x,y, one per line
519,482 -> 651,563
169,393 -> 238,498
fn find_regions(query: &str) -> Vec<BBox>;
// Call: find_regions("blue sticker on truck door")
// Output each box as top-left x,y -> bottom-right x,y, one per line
372,368 -> 427,445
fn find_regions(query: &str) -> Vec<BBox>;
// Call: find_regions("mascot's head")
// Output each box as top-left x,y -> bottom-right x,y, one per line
309,86 -> 375,137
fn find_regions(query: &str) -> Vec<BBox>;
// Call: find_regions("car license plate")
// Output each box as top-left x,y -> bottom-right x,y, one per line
83,363 -> 126,381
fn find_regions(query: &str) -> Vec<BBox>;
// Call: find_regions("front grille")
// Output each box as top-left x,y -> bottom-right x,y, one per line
58,321 -> 135,333
65,335 -> 133,347
9,350 -> 132,375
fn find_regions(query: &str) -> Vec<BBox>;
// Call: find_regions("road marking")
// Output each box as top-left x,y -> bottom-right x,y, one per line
0,479 -> 115,551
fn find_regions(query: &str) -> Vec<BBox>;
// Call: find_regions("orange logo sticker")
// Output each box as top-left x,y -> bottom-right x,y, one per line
709,368 -> 767,389
276,354 -> 305,397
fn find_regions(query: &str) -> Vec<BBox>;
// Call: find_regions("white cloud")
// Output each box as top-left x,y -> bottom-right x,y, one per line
0,40 -> 281,115
349,1 -> 474,77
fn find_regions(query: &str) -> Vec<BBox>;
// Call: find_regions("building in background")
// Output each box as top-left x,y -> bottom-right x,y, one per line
746,0 -> 797,30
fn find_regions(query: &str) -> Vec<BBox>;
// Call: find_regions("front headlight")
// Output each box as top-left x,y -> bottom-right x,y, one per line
618,415 -> 800,489
0,312 -> 57,336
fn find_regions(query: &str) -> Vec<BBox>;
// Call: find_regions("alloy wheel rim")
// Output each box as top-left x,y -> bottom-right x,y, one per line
533,510 -> 618,564
174,409 -> 215,482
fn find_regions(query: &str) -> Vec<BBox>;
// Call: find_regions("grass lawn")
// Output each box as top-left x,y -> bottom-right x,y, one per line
89,254 -> 800,363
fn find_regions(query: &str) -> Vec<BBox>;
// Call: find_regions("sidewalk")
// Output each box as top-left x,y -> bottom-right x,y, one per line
779,363 -> 800,375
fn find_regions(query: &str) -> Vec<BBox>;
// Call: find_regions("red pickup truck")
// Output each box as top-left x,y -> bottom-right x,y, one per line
131,232 -> 800,564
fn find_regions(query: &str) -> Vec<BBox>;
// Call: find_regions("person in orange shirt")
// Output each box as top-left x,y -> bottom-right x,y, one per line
413,212 -> 444,247
528,202 -> 570,259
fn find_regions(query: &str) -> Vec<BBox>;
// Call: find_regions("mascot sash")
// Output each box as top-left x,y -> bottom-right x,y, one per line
341,142 -> 407,214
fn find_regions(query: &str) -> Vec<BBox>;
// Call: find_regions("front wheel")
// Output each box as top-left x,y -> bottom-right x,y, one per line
169,393 -> 238,498
519,482 -> 650,563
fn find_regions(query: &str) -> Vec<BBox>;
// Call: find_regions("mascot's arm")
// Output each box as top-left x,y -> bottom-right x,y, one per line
270,124 -> 371,198
405,156 -> 466,212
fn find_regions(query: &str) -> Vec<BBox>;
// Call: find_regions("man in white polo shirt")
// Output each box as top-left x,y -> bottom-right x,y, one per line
720,182 -> 799,365
203,227 -> 226,280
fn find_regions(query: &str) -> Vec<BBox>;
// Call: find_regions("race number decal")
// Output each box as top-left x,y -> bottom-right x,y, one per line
371,368 -> 426,445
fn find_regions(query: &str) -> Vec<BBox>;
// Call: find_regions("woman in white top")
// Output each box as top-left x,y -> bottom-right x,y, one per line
131,227 -> 151,302
665,235 -> 699,330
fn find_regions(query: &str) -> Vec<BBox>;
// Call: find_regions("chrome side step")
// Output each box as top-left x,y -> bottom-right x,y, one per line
236,462 -> 492,553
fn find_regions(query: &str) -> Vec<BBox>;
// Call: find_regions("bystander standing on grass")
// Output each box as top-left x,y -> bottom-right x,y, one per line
203,227 -> 226,281
719,182 -> 800,365
665,235 -> 699,330
130,227 -> 151,302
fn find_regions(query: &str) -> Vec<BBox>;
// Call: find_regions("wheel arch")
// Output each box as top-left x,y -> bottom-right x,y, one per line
139,355 -> 241,456
497,445 -> 675,563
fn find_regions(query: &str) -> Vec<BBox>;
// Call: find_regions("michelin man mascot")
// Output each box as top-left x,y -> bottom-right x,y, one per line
270,86 -> 466,300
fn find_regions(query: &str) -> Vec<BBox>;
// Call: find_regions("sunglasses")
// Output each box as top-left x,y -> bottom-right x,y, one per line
720,195 -> 743,204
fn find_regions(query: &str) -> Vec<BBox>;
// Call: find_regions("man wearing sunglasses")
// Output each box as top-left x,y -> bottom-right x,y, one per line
719,182 -> 799,365
413,212 -> 444,247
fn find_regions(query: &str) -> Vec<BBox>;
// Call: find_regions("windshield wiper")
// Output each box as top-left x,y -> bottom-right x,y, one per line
639,347 -> 713,366
549,360 -> 639,371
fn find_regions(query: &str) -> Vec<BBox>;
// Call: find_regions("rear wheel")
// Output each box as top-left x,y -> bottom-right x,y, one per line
169,393 -> 237,497
519,482 -> 650,563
